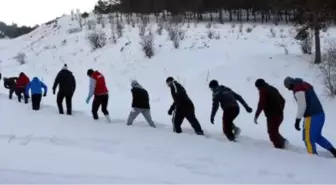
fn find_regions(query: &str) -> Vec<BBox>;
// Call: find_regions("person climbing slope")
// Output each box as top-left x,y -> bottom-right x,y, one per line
166,77 -> 204,135
86,69 -> 111,122
25,77 -> 47,111
254,79 -> 288,149
209,79 -> 252,141
52,64 -> 76,115
126,80 -> 156,128
16,72 -> 30,103
284,77 -> 336,157
3,76 -> 18,100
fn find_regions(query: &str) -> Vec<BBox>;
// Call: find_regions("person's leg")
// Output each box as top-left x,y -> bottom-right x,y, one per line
127,108 -> 141,126
36,94 -> 42,110
31,95 -> 37,110
172,108 -> 184,133
57,92 -> 65,114
91,96 -> 101,120
267,116 -> 285,149
141,109 -> 156,128
15,88 -> 22,102
185,108 -> 204,135
101,94 -> 109,115
23,88 -> 29,104
310,114 -> 336,157
223,107 -> 239,141
303,116 -> 317,155
65,93 -> 73,115
9,87 -> 14,99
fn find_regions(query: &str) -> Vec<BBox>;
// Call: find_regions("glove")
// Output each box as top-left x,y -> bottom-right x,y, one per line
168,108 -> 173,115
254,117 -> 258,124
43,93 -> 46,97
53,89 -> 56,95
295,118 -> 301,131
246,106 -> 253,113
210,117 -> 214,124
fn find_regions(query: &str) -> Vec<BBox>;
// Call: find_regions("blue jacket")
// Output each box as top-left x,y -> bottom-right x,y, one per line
292,78 -> 324,118
26,77 -> 47,95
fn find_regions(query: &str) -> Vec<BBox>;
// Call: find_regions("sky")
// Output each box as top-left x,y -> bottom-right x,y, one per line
0,0 -> 97,26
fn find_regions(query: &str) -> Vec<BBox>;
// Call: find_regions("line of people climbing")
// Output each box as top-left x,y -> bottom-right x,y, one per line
1,65 -> 336,158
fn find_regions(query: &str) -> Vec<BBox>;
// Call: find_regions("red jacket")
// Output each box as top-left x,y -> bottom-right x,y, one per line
92,71 -> 108,95
16,73 -> 30,88
255,84 -> 285,119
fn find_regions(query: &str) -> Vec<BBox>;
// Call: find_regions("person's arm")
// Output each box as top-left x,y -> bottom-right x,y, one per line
41,82 -> 48,95
168,82 -> 178,112
72,75 -> 76,92
131,88 -> 136,107
87,78 -> 96,100
279,92 -> 285,111
294,91 -> 306,119
52,72 -> 60,92
232,89 -> 250,110
210,94 -> 220,121
255,89 -> 266,119
25,82 -> 31,95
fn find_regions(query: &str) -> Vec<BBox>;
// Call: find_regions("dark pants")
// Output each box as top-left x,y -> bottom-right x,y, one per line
267,116 -> 286,149
57,92 -> 74,115
31,94 -> 42,110
172,104 -> 204,135
223,106 -> 240,141
9,87 -> 15,99
15,87 -> 29,103
92,94 -> 109,120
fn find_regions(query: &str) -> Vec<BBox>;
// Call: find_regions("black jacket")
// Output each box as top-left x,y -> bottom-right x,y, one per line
52,69 -> 76,94
211,85 -> 250,119
131,86 -> 150,109
169,81 -> 193,111
3,77 -> 17,89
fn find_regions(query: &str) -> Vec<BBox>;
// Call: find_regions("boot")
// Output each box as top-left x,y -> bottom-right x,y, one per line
233,126 -> 241,137
105,114 -> 112,123
328,148 -> 336,158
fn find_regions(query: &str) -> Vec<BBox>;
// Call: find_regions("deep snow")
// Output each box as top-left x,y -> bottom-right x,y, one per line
0,15 -> 336,183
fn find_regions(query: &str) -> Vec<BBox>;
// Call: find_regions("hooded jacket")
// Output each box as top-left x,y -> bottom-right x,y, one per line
211,85 -> 250,119
52,68 -> 76,94
285,77 -> 324,118
131,80 -> 150,109
255,82 -> 285,118
16,73 -> 30,88
25,77 -> 48,95
3,77 -> 18,89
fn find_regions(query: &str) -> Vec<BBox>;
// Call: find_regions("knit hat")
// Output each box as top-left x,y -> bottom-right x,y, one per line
87,69 -> 94,76
131,80 -> 143,88
62,64 -> 68,70
209,80 -> 219,89
166,76 -> 174,83
284,77 -> 295,89
255,78 -> 266,88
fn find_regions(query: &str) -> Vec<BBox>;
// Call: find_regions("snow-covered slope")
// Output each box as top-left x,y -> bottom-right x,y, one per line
0,15 -> 336,183
0,95 -> 335,183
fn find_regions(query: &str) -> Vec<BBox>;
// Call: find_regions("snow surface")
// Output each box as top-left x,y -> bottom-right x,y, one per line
0,15 -> 336,183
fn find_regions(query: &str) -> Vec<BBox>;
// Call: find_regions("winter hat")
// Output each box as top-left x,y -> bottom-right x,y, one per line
284,77 -> 294,89
62,64 -> 68,70
131,80 -> 142,88
87,69 -> 94,76
209,80 -> 219,89
255,78 -> 266,88
166,76 -> 174,83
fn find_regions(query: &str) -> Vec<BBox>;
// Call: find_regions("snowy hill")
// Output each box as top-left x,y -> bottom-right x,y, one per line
0,14 -> 336,183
